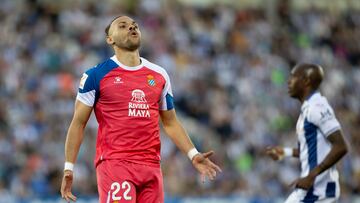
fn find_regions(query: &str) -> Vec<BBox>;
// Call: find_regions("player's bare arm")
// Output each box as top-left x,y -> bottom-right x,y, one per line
293,130 -> 348,190
266,146 -> 299,161
312,130 -> 348,175
160,109 -> 222,182
60,100 -> 93,202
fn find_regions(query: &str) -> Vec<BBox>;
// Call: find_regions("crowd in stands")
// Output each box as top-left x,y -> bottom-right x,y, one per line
0,0 -> 359,201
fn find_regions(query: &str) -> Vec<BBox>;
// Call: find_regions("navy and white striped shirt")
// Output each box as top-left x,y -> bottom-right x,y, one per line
296,92 -> 341,201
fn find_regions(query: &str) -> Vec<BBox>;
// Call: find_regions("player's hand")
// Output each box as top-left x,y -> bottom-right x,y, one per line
192,150 -> 222,183
289,174 -> 316,190
60,170 -> 77,202
265,146 -> 285,161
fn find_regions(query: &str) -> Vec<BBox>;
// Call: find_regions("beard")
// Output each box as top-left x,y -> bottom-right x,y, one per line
115,38 -> 141,51
288,87 -> 303,100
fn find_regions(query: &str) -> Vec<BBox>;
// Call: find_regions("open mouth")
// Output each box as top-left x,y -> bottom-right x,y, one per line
130,31 -> 138,37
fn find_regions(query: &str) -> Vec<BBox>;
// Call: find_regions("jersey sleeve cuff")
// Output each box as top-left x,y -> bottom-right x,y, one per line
76,91 -> 95,107
323,126 -> 341,137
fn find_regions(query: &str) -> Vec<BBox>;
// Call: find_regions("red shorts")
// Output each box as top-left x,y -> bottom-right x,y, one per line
96,160 -> 164,203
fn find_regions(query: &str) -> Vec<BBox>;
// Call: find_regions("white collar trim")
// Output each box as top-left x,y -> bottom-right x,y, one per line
111,55 -> 145,71
301,92 -> 321,109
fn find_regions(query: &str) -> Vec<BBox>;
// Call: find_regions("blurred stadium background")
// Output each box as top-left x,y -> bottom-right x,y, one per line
0,0 -> 359,202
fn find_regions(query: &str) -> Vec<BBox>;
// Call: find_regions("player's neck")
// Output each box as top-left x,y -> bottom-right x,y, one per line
114,48 -> 141,67
300,89 -> 317,103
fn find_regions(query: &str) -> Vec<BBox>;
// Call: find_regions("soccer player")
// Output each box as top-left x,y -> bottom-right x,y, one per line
60,15 -> 221,203
266,64 -> 348,203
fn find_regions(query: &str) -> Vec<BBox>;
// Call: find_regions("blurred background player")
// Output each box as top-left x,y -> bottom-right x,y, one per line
60,15 -> 221,203
266,64 -> 348,203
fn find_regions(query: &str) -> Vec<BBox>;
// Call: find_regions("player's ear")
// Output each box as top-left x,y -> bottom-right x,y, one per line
303,77 -> 311,87
106,36 -> 114,45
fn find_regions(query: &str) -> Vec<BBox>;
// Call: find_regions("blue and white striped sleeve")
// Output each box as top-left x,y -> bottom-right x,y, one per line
76,68 -> 97,107
159,70 -> 174,111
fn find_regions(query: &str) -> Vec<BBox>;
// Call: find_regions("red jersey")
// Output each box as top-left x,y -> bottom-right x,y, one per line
77,56 -> 174,167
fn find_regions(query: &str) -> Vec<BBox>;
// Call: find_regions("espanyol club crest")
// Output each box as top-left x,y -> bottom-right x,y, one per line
147,75 -> 156,86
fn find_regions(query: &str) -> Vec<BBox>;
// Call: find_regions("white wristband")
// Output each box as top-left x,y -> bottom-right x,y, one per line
283,148 -> 293,157
187,148 -> 200,161
64,162 -> 74,171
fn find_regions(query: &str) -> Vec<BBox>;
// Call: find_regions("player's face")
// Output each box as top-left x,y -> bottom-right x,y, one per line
287,67 -> 305,99
107,16 -> 141,51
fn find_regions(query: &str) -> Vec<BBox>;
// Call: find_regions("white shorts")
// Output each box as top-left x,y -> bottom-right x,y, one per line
284,189 -> 338,203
